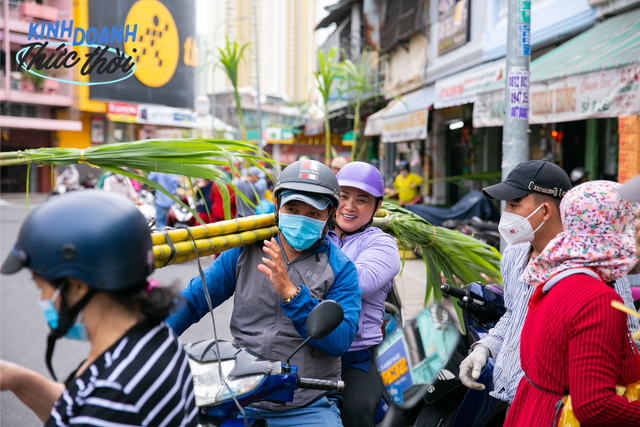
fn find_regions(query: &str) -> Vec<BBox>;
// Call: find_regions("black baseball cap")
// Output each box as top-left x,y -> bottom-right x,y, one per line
618,173 -> 640,203
482,160 -> 572,201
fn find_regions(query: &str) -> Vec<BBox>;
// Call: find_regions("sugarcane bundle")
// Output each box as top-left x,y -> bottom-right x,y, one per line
154,226 -> 279,268
0,139 -> 274,220
153,203 -> 502,298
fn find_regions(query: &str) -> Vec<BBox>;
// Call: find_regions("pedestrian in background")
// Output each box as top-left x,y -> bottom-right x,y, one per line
393,160 -> 423,206
505,181 -> 640,426
102,173 -> 138,204
330,156 -> 348,175
147,172 -> 178,227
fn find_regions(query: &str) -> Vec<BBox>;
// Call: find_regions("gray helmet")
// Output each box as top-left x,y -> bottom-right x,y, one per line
274,160 -> 340,208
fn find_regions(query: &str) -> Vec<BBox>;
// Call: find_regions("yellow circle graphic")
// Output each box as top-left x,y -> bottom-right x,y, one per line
124,0 -> 179,88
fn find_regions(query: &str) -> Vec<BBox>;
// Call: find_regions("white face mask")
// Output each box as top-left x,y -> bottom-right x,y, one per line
498,204 -> 546,246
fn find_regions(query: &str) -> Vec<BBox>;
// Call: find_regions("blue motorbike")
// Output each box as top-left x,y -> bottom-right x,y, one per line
185,300 -> 345,427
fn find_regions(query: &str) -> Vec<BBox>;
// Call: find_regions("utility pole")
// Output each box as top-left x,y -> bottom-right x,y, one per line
500,0 -> 531,251
253,0 -> 263,147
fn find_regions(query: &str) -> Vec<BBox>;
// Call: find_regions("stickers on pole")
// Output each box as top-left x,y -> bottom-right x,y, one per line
518,24 -> 531,56
509,68 -> 529,120
518,0 -> 531,23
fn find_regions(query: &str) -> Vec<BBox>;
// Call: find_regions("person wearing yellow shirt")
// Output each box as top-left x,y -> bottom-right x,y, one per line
393,161 -> 423,205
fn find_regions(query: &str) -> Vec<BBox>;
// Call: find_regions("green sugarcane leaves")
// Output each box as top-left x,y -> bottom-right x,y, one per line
375,203 -> 502,334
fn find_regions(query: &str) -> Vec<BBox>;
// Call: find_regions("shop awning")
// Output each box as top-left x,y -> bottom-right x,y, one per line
363,99 -> 400,136
434,60 -> 505,109
474,8 -> 640,127
381,86 -> 434,143
364,86 -> 435,142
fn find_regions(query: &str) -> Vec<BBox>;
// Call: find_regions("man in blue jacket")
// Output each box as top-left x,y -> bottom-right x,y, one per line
167,160 -> 361,426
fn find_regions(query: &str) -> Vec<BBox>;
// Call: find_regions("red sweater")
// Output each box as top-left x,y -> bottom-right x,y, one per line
209,184 -> 236,222
505,274 -> 640,427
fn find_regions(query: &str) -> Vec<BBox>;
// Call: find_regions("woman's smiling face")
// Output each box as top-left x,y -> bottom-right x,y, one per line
336,186 -> 378,234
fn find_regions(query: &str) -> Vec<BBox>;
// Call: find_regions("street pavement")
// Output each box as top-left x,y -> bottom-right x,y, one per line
0,193 -> 428,426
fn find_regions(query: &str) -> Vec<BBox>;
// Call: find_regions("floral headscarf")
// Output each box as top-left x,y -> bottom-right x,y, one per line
521,180 -> 638,287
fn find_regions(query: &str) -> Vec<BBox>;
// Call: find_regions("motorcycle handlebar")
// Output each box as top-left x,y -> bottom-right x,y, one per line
297,378 -> 345,393
440,284 -> 467,300
440,284 -> 487,307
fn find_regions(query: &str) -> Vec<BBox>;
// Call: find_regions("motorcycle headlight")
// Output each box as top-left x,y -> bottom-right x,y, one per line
188,359 -> 265,406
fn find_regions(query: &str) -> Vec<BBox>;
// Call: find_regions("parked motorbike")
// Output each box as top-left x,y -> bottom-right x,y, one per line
167,195 -> 197,228
187,300 -> 346,427
442,217 -> 501,249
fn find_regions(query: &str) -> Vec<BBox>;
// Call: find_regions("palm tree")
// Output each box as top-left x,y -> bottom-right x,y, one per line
314,47 -> 341,164
218,36 -> 250,141
339,50 -> 385,161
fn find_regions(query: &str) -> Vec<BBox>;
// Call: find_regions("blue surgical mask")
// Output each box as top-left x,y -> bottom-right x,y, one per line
278,213 -> 327,251
38,288 -> 88,341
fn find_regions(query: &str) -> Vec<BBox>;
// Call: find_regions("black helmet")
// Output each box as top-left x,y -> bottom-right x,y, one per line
399,160 -> 410,171
273,160 -> 340,208
1,191 -> 154,290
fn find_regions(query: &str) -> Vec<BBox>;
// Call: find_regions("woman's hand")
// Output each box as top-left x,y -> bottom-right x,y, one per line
257,238 -> 298,300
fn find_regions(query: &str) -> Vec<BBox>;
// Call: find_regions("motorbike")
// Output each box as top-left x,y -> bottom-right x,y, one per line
376,282 -> 506,427
442,217 -> 501,250
167,195 -> 198,228
187,300 -> 346,427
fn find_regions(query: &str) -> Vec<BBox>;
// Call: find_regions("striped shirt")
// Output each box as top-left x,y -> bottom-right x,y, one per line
474,243 -> 640,403
44,321 -> 198,427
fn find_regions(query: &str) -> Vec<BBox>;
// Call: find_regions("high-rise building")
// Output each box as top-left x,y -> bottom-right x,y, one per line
205,0 -> 318,102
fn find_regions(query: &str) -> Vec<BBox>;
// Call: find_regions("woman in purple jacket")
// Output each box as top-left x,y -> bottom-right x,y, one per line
328,162 -> 401,427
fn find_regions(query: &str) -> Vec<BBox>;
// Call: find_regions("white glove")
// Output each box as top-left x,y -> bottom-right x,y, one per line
459,345 -> 490,390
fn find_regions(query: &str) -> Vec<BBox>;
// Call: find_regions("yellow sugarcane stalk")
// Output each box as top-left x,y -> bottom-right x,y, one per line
154,226 -> 279,268
150,214 -> 276,245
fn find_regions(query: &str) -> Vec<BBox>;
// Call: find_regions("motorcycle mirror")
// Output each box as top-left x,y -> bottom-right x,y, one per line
283,300 -> 344,373
306,300 -> 344,339
376,304 -> 459,413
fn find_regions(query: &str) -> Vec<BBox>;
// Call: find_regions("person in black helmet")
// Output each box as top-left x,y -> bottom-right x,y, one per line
166,160 -> 362,427
0,191 -> 198,427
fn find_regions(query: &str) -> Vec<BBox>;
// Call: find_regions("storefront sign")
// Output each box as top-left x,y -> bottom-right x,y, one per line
264,127 -> 294,144
136,104 -> 196,128
435,60 -> 505,108
438,0 -> 469,55
90,116 -> 104,144
473,66 -> 640,127
382,110 -> 428,143
508,69 -> 529,120
107,102 -> 138,123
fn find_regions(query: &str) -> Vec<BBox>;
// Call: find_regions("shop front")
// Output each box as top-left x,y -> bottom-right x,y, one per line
429,60 -> 506,205
473,8 -> 640,183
